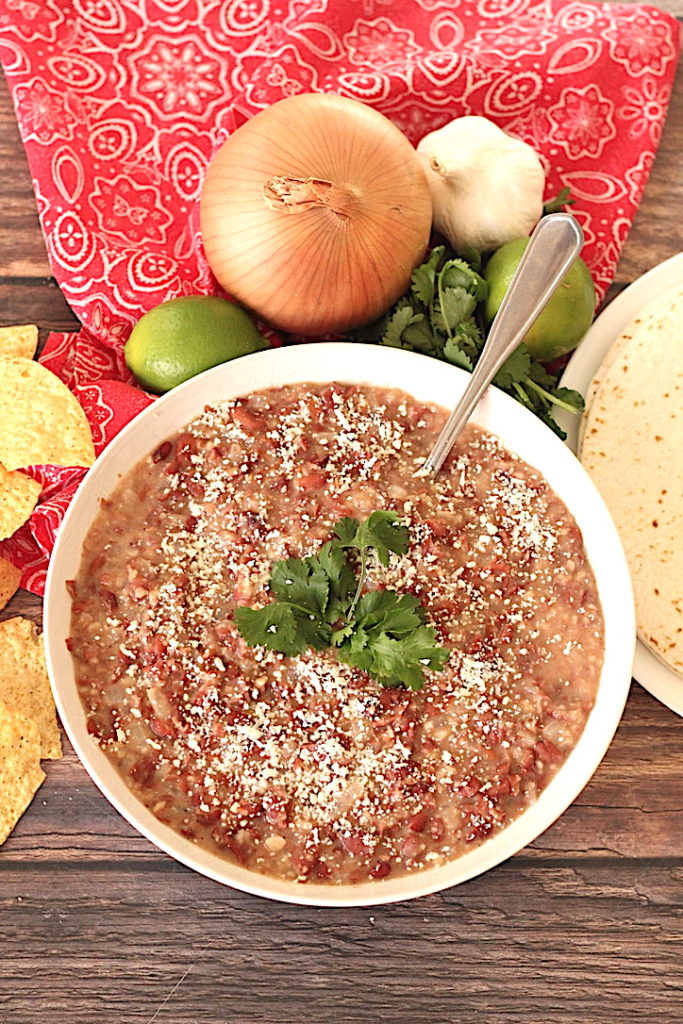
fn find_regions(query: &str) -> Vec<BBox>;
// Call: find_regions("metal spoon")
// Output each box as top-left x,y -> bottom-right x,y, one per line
420,212 -> 585,477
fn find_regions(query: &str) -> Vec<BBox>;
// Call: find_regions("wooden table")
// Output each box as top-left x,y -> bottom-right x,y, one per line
1,31 -> 682,1024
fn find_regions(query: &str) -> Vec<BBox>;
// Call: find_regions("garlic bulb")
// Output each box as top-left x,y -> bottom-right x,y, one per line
416,116 -> 545,252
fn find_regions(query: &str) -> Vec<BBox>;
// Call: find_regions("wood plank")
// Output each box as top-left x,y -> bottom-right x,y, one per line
0,79 -> 50,277
0,588 -> 42,627
0,278 -> 79,340
0,858 -> 680,1024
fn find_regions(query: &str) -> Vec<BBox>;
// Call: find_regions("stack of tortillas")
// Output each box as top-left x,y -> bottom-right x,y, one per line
580,282 -> 683,679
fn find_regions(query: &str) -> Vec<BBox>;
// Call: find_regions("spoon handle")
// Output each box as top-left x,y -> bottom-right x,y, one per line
420,212 -> 585,477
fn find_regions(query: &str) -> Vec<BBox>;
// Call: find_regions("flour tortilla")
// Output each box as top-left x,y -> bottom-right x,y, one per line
578,288 -> 681,448
580,282 -> 683,678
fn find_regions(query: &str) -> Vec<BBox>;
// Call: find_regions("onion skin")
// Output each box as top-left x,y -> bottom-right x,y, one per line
200,93 -> 433,336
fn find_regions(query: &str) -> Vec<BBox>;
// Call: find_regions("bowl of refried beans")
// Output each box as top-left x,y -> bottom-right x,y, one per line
44,342 -> 635,906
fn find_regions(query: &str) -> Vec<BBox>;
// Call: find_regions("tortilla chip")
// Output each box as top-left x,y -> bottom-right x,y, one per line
0,462 -> 42,540
0,357 -> 95,471
0,324 -> 38,360
0,558 -> 21,612
0,700 -> 45,845
0,617 -> 62,759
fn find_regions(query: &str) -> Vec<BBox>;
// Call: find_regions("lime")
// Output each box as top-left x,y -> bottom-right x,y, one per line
484,238 -> 596,362
124,295 -> 267,393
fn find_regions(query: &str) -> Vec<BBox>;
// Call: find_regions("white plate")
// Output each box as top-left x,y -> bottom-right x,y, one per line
44,343 -> 634,906
558,253 -> 683,717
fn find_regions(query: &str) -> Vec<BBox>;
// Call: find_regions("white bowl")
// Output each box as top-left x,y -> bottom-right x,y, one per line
44,343 -> 635,906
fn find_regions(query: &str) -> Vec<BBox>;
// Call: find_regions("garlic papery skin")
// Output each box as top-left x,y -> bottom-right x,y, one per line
416,116 -> 546,252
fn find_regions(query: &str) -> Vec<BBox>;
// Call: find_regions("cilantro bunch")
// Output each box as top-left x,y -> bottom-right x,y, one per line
234,511 -> 449,691
348,245 -> 584,439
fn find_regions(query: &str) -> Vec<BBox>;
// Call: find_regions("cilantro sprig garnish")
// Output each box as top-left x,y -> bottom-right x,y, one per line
234,511 -> 449,691
348,245 -> 584,439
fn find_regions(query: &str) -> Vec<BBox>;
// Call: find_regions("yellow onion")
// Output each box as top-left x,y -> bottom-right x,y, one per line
200,93 -> 432,335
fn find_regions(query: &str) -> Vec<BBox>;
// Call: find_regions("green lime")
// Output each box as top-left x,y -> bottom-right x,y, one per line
484,237 -> 596,362
124,295 -> 267,393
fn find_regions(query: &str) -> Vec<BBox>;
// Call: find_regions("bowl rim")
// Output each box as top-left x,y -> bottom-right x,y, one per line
44,342 -> 635,907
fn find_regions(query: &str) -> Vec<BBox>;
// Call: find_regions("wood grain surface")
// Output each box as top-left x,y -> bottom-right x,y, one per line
1,14 -> 683,1022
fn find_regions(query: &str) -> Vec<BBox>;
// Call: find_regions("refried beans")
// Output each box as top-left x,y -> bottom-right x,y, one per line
68,382 -> 603,884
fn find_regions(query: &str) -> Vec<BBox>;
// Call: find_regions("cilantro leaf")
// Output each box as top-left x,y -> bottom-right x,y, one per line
332,516 -> 360,547
360,627 -> 450,691
315,541 -> 356,621
410,245 -> 444,306
234,604 -> 310,657
270,556 -> 329,617
234,512 -> 450,691
294,612 -> 333,651
400,317 -> 444,356
528,360 -> 557,389
333,507 -> 409,573
453,318 -> 484,356
330,622 -> 356,646
353,590 -> 424,635
336,589 -> 449,691
337,612 -> 449,692
458,244 -> 484,272
493,344 -> 532,389
529,401 -> 568,439
439,258 -> 488,301
337,510 -> 409,567
234,602 -> 332,656
431,286 -> 478,337
354,511 -> 409,566
344,315 -> 386,342
381,303 -> 425,349
443,339 -> 474,371
552,386 -> 584,412
336,630 -> 374,674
